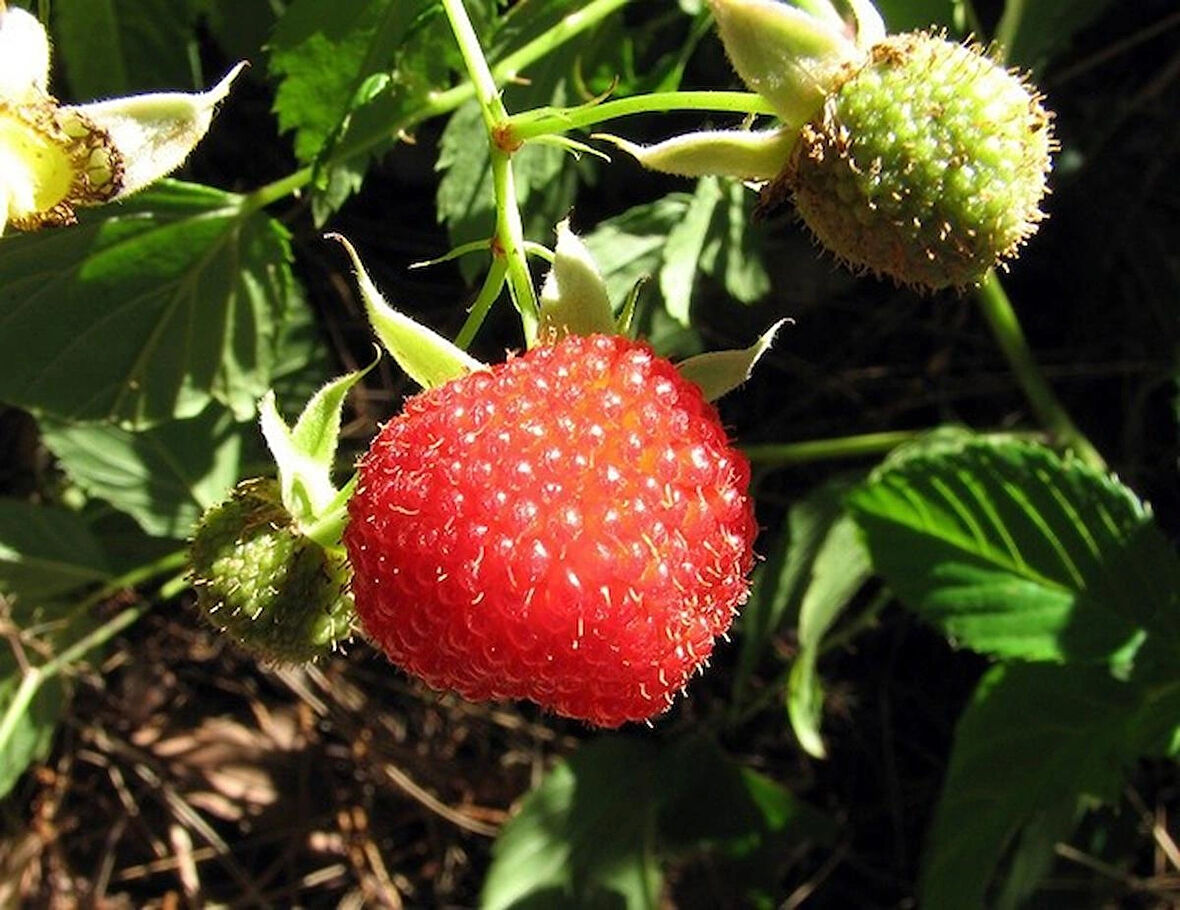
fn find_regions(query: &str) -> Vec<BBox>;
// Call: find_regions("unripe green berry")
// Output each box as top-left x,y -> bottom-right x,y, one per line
189,478 -> 354,663
777,32 -> 1053,289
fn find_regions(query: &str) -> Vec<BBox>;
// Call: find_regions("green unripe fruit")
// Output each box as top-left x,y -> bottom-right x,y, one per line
778,32 -> 1053,289
189,478 -> 354,663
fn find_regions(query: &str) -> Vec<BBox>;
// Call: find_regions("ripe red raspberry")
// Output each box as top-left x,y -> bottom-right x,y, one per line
345,333 -> 757,727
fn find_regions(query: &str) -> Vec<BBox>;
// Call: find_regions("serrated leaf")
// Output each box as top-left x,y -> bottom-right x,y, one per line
0,181 -> 299,428
482,737 -> 663,910
39,403 -> 248,539
268,0 -> 421,163
919,662 -> 1151,909
847,438 -> 1173,664
53,0 -> 196,98
676,319 -> 786,402
331,235 -> 483,389
538,220 -> 617,338
0,501 -> 110,600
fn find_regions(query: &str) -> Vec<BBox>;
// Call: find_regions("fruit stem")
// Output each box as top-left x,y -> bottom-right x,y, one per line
974,269 -> 1106,470
0,548 -> 188,766
741,430 -> 925,466
455,258 -> 508,350
504,91 -> 775,144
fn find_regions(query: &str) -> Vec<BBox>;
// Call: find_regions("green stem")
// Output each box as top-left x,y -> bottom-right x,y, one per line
442,0 -> 539,335
455,258 -> 508,350
742,430 -> 924,466
993,0 -> 1024,62
0,548 -> 188,762
974,269 -> 1105,470
506,91 -> 775,143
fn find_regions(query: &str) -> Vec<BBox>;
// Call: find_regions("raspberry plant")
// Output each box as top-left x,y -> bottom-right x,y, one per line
0,0 -> 1177,906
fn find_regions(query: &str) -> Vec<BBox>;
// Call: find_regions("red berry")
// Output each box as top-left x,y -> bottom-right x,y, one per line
345,333 -> 757,727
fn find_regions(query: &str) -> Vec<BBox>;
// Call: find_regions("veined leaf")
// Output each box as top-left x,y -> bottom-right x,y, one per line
0,181 -> 300,428
39,403 -> 248,539
847,437 -> 1179,664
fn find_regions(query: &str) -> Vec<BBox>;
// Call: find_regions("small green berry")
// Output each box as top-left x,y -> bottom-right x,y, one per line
189,478 -> 354,663
776,32 -> 1054,289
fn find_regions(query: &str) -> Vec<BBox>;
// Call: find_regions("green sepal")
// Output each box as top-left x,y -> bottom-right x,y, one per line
329,233 -> 484,388
616,277 -> 647,337
599,128 -> 796,180
677,319 -> 789,401
706,0 -> 865,127
537,220 -> 618,340
259,355 -> 375,525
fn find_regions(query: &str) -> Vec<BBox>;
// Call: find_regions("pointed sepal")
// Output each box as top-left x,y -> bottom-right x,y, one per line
598,128 -> 796,180
73,63 -> 245,198
329,233 -> 484,389
677,318 -> 789,401
259,357 -> 375,525
538,220 -> 618,339
707,0 -> 857,127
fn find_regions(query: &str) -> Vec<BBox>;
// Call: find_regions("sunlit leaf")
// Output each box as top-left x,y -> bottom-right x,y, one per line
0,181 -> 302,428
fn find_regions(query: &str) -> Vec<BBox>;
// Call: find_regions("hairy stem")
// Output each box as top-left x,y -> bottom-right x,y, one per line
506,91 -> 775,143
741,430 -> 924,466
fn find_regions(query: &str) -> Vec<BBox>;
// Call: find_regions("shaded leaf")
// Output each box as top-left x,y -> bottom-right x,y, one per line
53,0 -> 195,98
482,737 -> 662,910
0,501 -> 110,600
39,403 -> 248,539
919,662 -> 1154,909
0,181 -> 301,428
996,0 -> 1116,70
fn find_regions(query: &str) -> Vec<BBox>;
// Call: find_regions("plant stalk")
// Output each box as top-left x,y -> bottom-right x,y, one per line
974,269 -> 1105,470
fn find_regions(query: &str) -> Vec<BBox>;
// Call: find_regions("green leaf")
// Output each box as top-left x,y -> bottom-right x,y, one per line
53,0 -> 196,98
787,513 -> 872,758
656,735 -> 836,861
700,176 -> 771,305
919,662 -> 1151,909
0,181 -> 301,428
269,0 -> 422,163
584,195 -> 691,306
482,737 -> 663,910
0,646 -> 67,800
39,403 -> 248,539
330,235 -> 483,389
996,0 -> 1116,70
734,481 -> 850,702
846,437 -> 1172,664
0,501 -> 110,600
676,319 -> 787,402
659,176 -> 722,325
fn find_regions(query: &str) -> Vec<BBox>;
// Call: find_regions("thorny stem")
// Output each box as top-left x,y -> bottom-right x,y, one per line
0,549 -> 188,760
974,269 -> 1106,470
